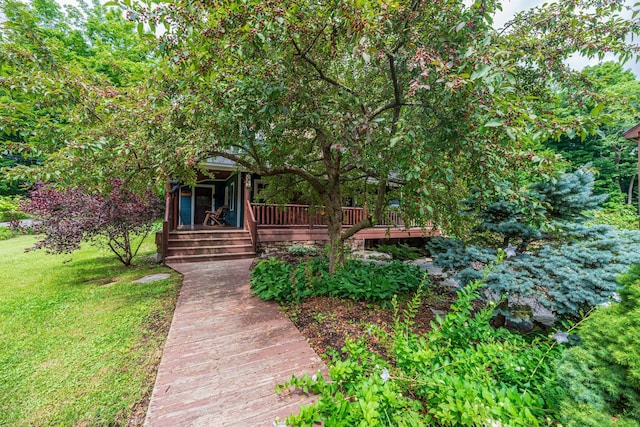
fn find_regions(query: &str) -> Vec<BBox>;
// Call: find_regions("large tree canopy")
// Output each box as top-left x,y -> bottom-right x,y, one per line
113,0 -> 637,270
3,0 -> 640,270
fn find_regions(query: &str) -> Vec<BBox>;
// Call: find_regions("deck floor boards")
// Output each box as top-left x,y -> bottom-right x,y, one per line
144,259 -> 326,426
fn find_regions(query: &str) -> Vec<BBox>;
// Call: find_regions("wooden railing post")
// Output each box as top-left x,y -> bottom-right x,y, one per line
246,200 -> 258,252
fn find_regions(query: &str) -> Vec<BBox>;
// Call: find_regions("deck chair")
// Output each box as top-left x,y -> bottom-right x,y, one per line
203,205 -> 228,226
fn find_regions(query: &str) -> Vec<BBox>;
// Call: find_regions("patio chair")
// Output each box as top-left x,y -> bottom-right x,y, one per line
203,205 -> 228,226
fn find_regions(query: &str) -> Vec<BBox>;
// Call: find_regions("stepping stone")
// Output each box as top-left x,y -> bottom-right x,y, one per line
133,273 -> 170,284
409,260 -> 447,279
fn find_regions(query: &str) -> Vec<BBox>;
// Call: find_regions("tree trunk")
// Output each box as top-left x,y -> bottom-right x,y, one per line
628,174 -> 636,205
324,183 -> 344,274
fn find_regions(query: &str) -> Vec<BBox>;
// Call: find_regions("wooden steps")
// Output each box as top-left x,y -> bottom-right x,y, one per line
164,229 -> 255,263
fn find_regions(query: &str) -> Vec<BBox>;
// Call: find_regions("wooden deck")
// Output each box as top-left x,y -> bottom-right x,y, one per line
145,259 -> 326,426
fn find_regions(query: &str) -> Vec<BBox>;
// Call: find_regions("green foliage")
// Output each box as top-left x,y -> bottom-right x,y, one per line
589,203 -> 639,230
287,245 -> 319,257
1,0 -> 161,194
461,167 -> 607,249
545,62 -> 640,207
0,226 -> 18,240
374,244 -> 421,261
249,258 -> 318,304
557,264 -> 640,424
0,195 -> 28,222
250,258 -> 423,306
280,270 -> 565,426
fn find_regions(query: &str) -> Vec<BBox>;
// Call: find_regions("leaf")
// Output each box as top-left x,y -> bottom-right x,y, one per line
484,119 -> 503,128
590,102 -> 605,117
470,64 -> 491,81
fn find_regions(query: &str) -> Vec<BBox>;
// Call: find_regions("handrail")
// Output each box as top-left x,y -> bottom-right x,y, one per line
249,203 -> 408,228
246,199 -> 258,252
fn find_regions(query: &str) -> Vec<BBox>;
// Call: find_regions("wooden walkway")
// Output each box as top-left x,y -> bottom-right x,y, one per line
145,259 -> 326,426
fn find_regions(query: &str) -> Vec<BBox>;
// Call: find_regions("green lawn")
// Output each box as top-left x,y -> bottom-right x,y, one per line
0,235 -> 181,426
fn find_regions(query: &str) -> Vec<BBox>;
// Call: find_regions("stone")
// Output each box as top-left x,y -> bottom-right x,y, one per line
440,277 -> 460,289
430,308 -> 447,318
408,260 -> 447,280
133,273 -> 171,284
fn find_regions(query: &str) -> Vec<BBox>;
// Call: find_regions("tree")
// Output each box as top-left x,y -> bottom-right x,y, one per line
545,62 -> 640,206
461,167 -> 607,251
23,180 -> 162,266
0,0 -> 162,193
428,169 -> 640,320
100,0 -> 638,272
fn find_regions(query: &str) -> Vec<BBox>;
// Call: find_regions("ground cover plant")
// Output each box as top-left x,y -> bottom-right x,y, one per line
252,247 -> 640,425
250,257 -> 423,306
374,243 -> 422,261
278,268 -> 568,426
0,235 -> 180,426
0,195 -> 27,222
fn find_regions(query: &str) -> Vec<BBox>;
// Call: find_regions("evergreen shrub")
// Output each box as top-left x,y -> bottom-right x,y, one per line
429,226 -> 640,317
375,243 -> 422,261
556,264 -> 640,425
429,168 -> 640,319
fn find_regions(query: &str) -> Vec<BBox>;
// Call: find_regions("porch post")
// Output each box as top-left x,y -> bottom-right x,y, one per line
244,173 -> 252,230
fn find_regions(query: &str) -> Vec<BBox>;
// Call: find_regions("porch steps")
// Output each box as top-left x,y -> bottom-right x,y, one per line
164,229 -> 255,263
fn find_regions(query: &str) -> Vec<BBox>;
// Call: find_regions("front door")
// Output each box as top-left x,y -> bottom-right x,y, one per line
194,186 -> 214,225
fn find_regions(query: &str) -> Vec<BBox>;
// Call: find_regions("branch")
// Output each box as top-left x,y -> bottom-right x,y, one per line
340,217 -> 374,241
368,101 -> 419,121
291,38 -> 357,97
208,150 -> 326,195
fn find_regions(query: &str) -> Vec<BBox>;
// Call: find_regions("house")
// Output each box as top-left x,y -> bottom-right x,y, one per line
157,158 -> 438,263
622,124 -> 640,228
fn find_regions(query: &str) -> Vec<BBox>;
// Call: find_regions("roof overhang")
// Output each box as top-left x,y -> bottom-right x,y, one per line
623,124 -> 640,140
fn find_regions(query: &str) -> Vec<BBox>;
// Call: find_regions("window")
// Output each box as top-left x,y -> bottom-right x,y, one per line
228,182 -> 235,211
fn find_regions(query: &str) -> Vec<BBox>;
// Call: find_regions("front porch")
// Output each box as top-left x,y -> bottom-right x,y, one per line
159,186 -> 438,262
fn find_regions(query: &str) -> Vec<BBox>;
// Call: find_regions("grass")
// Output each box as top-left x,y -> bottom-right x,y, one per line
0,235 -> 181,426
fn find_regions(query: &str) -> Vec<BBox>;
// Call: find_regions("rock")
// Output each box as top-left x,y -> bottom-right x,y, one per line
408,260 -> 448,280
133,273 -> 171,284
511,295 -> 556,327
351,250 -> 392,262
505,317 -> 535,333
440,277 -> 460,289
429,308 -> 447,318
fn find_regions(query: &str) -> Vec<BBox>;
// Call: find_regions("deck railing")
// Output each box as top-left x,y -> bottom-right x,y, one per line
250,203 -> 407,228
245,199 -> 258,251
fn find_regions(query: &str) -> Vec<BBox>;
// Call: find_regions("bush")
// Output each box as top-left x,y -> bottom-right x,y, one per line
589,203 -> 639,230
279,269 -> 566,426
556,264 -> 640,425
429,225 -> 640,319
375,243 -> 422,261
250,258 -> 424,305
23,181 -> 162,266
0,195 -> 28,222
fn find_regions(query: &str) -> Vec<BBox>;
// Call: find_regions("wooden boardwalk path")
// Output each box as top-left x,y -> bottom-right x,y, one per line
144,259 -> 326,426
